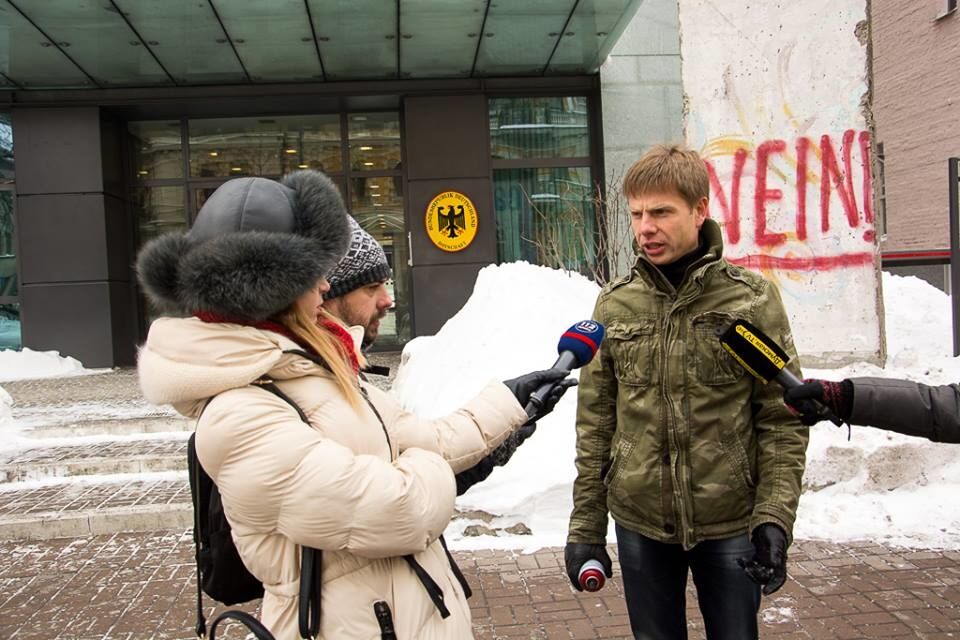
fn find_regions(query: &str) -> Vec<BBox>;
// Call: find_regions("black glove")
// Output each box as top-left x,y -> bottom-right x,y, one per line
564,542 -> 613,591
738,523 -> 788,595
502,368 -> 573,414
783,379 -> 852,426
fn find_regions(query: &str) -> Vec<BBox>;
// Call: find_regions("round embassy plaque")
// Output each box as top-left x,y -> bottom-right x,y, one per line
424,190 -> 478,252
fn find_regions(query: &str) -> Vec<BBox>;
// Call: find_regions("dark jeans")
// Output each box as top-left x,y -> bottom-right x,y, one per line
615,523 -> 761,640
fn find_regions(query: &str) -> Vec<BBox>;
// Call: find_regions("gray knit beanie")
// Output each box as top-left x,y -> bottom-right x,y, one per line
325,217 -> 392,299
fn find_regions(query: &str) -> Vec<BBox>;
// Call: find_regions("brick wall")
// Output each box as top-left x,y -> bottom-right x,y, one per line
872,0 -> 960,252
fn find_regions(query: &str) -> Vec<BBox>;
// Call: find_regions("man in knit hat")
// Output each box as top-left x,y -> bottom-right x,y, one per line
323,217 -> 394,348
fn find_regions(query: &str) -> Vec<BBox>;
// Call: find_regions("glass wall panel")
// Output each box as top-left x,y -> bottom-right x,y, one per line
0,114 -> 13,184
489,97 -> 590,159
349,113 -> 401,172
350,175 -> 410,348
0,303 -> 20,351
189,115 -> 342,178
129,121 -> 183,181
0,191 -> 15,298
136,186 -> 186,245
493,167 -> 597,273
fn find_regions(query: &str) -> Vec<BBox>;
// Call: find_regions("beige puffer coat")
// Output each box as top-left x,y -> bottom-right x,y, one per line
138,317 -> 528,639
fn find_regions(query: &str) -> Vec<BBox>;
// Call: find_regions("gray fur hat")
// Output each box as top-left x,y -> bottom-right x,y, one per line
326,217 -> 392,299
136,170 -> 350,322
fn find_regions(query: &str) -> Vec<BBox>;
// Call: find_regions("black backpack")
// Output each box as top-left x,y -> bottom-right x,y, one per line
187,381 -> 321,640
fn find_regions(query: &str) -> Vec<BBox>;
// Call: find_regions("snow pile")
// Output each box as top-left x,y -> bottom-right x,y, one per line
394,264 -> 960,552
0,348 -> 105,382
0,385 -> 20,453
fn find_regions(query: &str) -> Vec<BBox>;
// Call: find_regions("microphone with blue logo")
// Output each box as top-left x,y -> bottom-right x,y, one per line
524,320 -> 606,418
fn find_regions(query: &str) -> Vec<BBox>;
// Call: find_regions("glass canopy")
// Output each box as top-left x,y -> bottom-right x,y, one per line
0,0 -> 642,89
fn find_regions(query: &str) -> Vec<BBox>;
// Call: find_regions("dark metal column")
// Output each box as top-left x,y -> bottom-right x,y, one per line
950,157 -> 959,356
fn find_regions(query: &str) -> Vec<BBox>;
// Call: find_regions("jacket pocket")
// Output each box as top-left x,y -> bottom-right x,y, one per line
691,311 -> 745,386
605,318 -> 657,387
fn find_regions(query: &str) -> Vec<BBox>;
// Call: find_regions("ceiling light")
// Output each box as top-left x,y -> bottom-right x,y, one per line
369,184 -> 380,189
137,170 -> 149,176
363,162 -> 375,166
230,167 -> 242,172
208,151 -> 218,157
298,164 -> 309,169
360,146 -> 373,151
371,193 -> 381,197
285,149 -> 297,154
373,203 -> 383,207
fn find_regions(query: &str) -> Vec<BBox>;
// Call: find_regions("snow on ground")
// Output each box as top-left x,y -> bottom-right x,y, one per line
0,262 -> 956,552
0,347 -> 108,383
394,264 -> 960,552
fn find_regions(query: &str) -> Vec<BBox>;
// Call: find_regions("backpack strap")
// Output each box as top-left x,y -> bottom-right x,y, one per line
438,535 -> 472,598
252,379 -> 323,639
191,383 -> 322,640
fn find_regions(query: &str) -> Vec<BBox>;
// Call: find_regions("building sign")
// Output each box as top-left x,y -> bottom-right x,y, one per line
425,190 -> 478,252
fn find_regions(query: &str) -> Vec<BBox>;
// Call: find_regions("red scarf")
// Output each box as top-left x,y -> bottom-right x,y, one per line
195,311 -> 360,374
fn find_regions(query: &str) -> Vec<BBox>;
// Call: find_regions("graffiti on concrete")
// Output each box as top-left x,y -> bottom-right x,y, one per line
703,129 -> 875,271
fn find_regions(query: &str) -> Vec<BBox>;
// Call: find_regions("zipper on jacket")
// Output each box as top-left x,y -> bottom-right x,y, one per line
373,601 -> 398,640
662,303 -> 692,547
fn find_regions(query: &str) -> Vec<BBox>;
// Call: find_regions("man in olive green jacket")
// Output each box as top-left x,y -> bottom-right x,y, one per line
565,145 -> 808,640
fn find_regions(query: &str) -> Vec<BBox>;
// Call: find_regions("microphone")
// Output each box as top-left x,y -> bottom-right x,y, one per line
524,320 -> 606,418
718,319 -> 843,426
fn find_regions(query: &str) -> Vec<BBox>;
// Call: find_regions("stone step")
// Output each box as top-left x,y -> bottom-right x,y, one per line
0,437 -> 188,483
0,473 -> 192,540
19,415 -> 191,439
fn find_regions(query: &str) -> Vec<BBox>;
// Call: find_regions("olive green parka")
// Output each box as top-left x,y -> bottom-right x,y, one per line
568,219 -> 808,549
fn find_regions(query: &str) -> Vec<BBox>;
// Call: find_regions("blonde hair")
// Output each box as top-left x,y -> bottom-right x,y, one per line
275,305 -> 363,408
622,144 -> 709,208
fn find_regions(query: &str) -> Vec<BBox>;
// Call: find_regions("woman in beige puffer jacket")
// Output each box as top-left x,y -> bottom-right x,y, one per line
135,171 -> 568,639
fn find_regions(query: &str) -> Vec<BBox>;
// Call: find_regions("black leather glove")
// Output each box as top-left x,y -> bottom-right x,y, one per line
502,368 -> 572,412
738,523 -> 788,595
783,378 -> 852,426
564,542 -> 613,591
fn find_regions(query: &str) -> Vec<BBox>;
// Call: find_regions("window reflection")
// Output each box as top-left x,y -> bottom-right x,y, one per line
137,186 -> 187,245
129,120 -> 183,181
0,303 -> 19,350
349,113 -> 401,171
350,175 -> 409,347
0,114 -> 12,184
494,167 -> 597,273
0,191 -> 16,298
489,97 -> 590,159
189,115 -> 342,178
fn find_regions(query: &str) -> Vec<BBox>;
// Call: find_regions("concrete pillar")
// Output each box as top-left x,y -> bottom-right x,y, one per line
12,108 -> 136,367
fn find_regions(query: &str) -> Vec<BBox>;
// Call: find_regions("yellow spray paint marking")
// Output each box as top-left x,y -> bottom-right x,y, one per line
425,191 -> 478,252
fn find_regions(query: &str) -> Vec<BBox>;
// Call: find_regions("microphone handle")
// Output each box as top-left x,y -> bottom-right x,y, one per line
775,369 -> 844,427
524,350 -> 579,418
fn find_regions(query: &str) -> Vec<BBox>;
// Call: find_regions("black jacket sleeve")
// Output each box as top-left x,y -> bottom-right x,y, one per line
849,377 -> 960,443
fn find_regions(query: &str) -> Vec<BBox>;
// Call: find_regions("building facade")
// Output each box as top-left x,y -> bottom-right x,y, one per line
870,0 -> 960,288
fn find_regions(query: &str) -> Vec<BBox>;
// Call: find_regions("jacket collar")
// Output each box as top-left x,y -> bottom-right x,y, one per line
633,218 -> 725,293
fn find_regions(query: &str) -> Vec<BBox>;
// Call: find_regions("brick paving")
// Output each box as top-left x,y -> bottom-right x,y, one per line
2,531 -> 960,639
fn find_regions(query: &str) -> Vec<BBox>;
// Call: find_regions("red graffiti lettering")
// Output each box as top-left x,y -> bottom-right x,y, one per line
705,148 -> 746,244
820,132 -> 860,232
705,130 -> 873,251
795,137 -> 810,241
729,252 -> 875,271
755,139 -> 788,247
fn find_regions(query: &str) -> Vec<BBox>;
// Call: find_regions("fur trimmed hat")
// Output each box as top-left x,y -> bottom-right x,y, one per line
325,217 -> 393,299
136,170 -> 350,322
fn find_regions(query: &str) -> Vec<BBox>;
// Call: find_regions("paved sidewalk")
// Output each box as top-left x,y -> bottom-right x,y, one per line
2,531 -> 960,639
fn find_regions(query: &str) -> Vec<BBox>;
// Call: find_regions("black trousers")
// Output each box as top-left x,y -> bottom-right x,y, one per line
615,523 -> 761,640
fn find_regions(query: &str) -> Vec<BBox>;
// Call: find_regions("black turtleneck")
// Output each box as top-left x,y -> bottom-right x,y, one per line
654,232 -> 709,289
